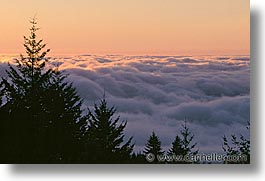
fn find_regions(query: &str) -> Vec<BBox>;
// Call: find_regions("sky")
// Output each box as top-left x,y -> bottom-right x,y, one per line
0,0 -> 249,55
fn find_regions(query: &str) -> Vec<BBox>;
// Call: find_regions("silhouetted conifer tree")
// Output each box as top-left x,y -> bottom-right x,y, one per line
80,98 -> 134,163
222,123 -> 250,164
143,132 -> 164,163
168,121 -> 198,164
40,68 -> 84,163
168,135 -> 183,155
0,18 -> 83,163
0,95 -> 6,153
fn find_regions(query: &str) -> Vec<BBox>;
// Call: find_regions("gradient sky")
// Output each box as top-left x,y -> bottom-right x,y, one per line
0,0 -> 249,55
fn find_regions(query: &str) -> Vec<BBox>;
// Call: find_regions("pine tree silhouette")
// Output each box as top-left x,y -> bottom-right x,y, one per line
0,18 -> 51,162
80,98 -> 134,163
0,18 -> 83,163
222,123 -> 250,164
41,68 -> 84,163
168,121 -> 198,164
168,135 -> 183,155
143,132 -> 164,163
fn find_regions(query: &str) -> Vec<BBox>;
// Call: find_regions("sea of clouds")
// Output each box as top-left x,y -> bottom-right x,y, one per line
0,54 -> 250,153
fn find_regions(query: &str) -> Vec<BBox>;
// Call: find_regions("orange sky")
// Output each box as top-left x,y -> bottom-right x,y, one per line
0,0 -> 249,55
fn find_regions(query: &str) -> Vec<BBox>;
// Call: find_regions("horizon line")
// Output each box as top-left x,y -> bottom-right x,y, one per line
0,52 -> 251,57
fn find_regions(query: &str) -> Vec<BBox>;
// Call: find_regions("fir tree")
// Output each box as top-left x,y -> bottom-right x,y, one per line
0,18 -> 51,162
222,123 -> 250,164
180,121 -> 198,156
168,121 -> 198,164
0,18 -> 84,163
40,69 -> 84,163
168,135 -> 184,156
143,132 -> 164,163
80,98 -> 134,163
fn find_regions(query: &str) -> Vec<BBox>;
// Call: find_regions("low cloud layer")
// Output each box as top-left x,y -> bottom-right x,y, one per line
0,54 -> 250,153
